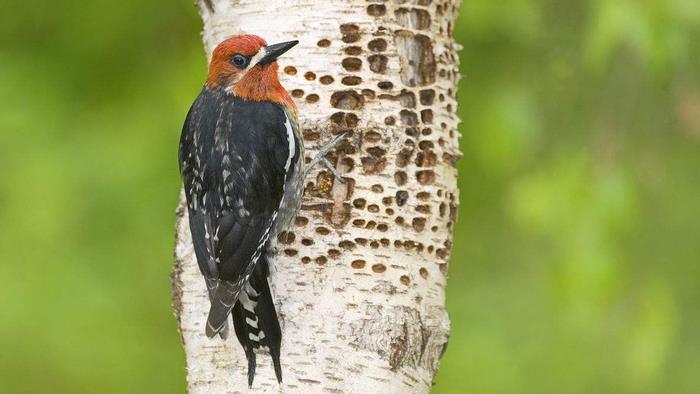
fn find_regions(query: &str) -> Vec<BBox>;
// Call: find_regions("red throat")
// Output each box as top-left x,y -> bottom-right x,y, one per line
232,64 -> 296,112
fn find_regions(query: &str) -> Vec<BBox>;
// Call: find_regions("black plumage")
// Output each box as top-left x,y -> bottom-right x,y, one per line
179,86 -> 300,384
232,255 -> 283,386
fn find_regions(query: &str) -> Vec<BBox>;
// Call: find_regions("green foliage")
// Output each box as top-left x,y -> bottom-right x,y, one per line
437,1 -> 700,393
0,1 -> 698,393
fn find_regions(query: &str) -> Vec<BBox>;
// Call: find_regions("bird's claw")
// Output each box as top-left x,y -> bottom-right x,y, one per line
304,130 -> 351,181
320,157 -> 346,183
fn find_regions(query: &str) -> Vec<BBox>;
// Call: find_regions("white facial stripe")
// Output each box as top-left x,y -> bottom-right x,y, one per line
248,47 -> 267,68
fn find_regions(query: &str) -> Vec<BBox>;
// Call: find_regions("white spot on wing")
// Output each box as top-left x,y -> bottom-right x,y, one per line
283,115 -> 295,173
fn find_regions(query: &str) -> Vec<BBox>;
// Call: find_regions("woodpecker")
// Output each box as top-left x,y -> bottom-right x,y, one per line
179,35 -> 344,386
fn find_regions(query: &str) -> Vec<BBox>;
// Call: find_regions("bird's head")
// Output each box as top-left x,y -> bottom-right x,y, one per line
207,35 -> 298,107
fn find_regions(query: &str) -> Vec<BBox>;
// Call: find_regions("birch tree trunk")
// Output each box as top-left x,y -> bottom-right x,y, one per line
172,0 -> 461,392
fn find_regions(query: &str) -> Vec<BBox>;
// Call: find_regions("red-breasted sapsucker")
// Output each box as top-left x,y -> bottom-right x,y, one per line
178,35 -> 344,386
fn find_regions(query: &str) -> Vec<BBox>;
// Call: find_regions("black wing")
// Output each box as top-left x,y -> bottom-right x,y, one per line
179,87 -> 291,336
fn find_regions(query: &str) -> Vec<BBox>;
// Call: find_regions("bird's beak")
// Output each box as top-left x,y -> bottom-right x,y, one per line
257,40 -> 299,65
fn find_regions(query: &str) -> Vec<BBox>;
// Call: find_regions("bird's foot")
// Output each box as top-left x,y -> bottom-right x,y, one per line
305,129 -> 350,182
320,157 -> 345,180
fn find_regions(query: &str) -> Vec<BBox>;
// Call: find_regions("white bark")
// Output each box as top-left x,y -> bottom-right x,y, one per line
172,0 -> 461,392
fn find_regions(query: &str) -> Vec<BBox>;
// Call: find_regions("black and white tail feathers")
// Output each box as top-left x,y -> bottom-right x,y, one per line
231,255 -> 282,387
205,280 -> 241,338
204,277 -> 230,339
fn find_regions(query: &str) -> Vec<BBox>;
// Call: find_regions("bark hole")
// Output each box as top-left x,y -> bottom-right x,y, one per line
330,112 -> 359,128
351,259 -> 366,269
396,147 -> 414,167
330,90 -> 364,110
366,4 -> 386,17
419,140 -> 434,150
315,226 -> 331,235
340,157 -> 355,172
419,89 -> 435,105
361,156 -> 387,174
378,81 -> 393,90
355,238 -> 368,246
416,170 -> 436,185
394,171 -> 408,186
353,198 -> 367,209
412,217 -> 426,232
368,38 -> 388,52
362,89 -> 376,99
416,150 -> 437,167
339,240 -> 355,250
400,110 -> 418,126
368,54 -> 388,73
344,46 -> 363,56
395,190 -> 408,206
416,205 -> 431,214
366,146 -> 387,158
340,23 -> 361,43
341,76 -> 363,86
395,8 -> 431,30
342,57 -> 363,72
418,266 -> 432,279
364,130 -> 382,142
278,231 -> 295,244
395,31 -> 436,86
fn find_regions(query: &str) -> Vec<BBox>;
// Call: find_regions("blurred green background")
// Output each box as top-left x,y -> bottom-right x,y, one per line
1,1 -> 699,393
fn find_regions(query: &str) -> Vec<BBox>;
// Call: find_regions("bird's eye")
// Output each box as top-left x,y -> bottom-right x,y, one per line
231,54 -> 249,69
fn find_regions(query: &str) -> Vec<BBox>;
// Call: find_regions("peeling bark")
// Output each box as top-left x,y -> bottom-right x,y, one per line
173,0 -> 461,392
